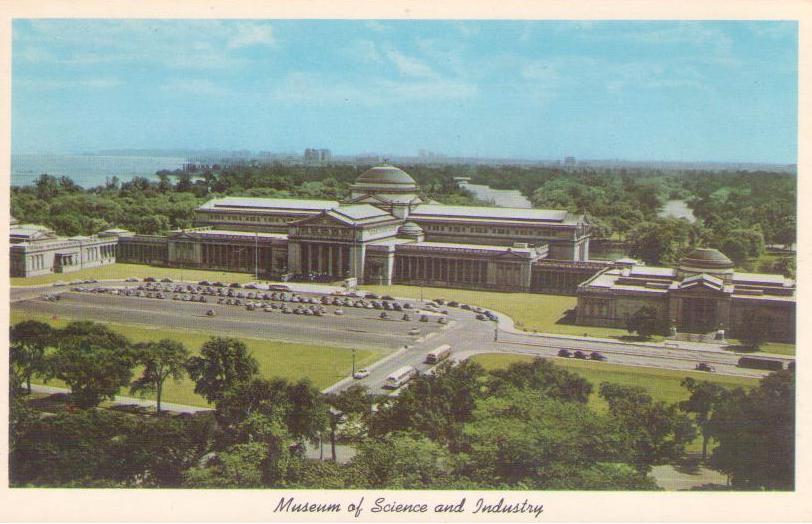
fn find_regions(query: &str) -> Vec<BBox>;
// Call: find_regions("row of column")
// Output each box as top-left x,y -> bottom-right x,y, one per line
396,255 -> 487,284
117,243 -> 166,262
201,243 -> 273,272
532,270 -> 587,293
301,243 -> 350,276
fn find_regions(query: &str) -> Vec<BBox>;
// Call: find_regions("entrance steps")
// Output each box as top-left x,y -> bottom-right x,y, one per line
671,332 -> 720,344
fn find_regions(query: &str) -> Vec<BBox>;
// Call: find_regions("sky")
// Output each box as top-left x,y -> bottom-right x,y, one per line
11,19 -> 798,163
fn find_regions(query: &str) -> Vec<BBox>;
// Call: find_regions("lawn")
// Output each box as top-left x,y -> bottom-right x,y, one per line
11,310 -> 386,408
470,353 -> 759,411
361,284 -> 650,340
11,263 -> 262,287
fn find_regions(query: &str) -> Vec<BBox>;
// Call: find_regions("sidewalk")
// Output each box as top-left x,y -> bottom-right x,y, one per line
29,384 -> 213,414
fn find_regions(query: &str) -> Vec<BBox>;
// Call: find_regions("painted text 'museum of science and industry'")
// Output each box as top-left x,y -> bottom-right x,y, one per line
10,165 -> 795,342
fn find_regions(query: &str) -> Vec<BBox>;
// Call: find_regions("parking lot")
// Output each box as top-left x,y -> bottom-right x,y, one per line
17,280 -> 493,352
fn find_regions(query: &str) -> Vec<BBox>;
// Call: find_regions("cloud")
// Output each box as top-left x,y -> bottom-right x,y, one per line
14,20 -> 274,70
364,21 -> 388,33
268,72 -> 477,106
345,40 -> 384,64
227,23 -> 275,49
161,79 -> 228,97
14,77 -> 122,90
384,49 -> 436,78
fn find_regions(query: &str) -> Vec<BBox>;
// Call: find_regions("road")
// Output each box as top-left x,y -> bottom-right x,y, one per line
12,284 -> 790,399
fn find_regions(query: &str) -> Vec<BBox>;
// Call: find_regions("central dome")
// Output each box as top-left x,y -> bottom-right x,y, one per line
355,165 -> 417,186
679,248 -> 734,270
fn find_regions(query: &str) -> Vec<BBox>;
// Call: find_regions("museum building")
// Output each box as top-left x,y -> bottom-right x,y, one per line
9,165 -> 795,340
113,165 -> 600,293
575,248 -> 796,342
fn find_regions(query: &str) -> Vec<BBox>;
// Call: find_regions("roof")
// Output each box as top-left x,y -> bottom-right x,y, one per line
354,165 -> 416,186
733,272 -> 790,285
629,266 -> 677,278
10,224 -> 55,241
679,248 -> 734,269
332,204 -> 391,221
198,197 -> 339,213
410,204 -> 573,223
399,240 -> 540,257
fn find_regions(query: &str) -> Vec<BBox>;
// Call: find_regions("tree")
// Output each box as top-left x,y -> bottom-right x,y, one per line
679,378 -> 727,462
627,220 -> 682,265
10,320 -> 53,393
130,339 -> 190,414
599,383 -> 696,471
737,311 -> 769,350
625,305 -> 665,340
183,442 -> 268,488
708,371 -> 794,490
460,389 -> 653,489
46,322 -> 134,408
369,360 -> 487,450
346,433 -> 452,489
185,337 -> 259,403
487,357 -> 592,403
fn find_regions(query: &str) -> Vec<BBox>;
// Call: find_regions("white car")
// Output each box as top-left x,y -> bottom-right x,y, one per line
353,369 -> 370,379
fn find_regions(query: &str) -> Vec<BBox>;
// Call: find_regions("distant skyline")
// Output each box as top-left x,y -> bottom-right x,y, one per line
12,20 -> 798,164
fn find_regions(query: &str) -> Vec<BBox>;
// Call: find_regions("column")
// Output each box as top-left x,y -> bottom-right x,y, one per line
337,245 -> 343,277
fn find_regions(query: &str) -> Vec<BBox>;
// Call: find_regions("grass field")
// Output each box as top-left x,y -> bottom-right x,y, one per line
470,353 -> 758,410
361,284 -> 656,340
11,263 -> 262,287
11,309 -> 385,408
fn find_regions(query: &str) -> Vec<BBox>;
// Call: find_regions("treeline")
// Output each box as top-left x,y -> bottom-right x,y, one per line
11,165 -> 795,275
10,321 -> 794,490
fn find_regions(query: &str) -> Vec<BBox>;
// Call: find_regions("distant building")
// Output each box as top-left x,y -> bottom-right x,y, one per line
304,148 -> 332,163
564,156 -> 577,167
115,165 -> 595,292
9,219 -> 118,278
576,249 -> 795,342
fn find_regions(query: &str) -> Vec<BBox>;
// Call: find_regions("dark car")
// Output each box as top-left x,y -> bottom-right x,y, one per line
573,350 -> 587,360
382,295 -> 395,301
144,277 -> 157,282
590,352 -> 608,362
557,349 -> 572,358
447,301 -> 459,307
695,362 -> 715,372
229,282 -> 242,288
198,280 -> 211,286
365,293 -> 380,299
161,277 -> 173,283
476,313 -> 487,321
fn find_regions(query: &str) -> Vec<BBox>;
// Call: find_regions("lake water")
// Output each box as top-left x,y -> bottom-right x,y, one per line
459,182 -> 532,208
659,199 -> 696,223
11,153 -> 187,188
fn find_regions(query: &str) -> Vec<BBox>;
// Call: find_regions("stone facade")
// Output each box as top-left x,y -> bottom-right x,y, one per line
576,249 -> 796,342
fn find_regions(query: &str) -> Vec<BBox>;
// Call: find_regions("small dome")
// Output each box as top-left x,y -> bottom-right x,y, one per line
679,248 -> 734,270
398,221 -> 424,239
355,165 -> 416,186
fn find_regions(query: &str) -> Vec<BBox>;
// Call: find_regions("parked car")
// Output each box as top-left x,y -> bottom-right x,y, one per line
408,327 -> 420,335
573,350 -> 587,360
206,309 -> 215,317
144,277 -> 156,282
161,277 -> 173,283
557,349 -> 572,358
229,282 -> 242,288
695,362 -> 715,372
334,309 -> 345,315
420,315 -> 429,322
476,313 -> 487,321
124,277 -> 139,283
353,369 -> 370,379
590,352 -> 608,362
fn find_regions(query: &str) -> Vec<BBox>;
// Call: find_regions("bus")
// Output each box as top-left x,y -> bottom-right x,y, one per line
384,366 -> 418,389
425,344 -> 452,364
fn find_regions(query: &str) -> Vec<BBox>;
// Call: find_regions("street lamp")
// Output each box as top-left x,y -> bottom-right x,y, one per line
494,326 -> 499,342
352,348 -> 356,377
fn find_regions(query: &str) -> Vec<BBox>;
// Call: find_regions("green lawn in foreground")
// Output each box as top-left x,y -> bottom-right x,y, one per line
11,263 -> 261,287
11,310 -> 385,408
362,284 -> 648,340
